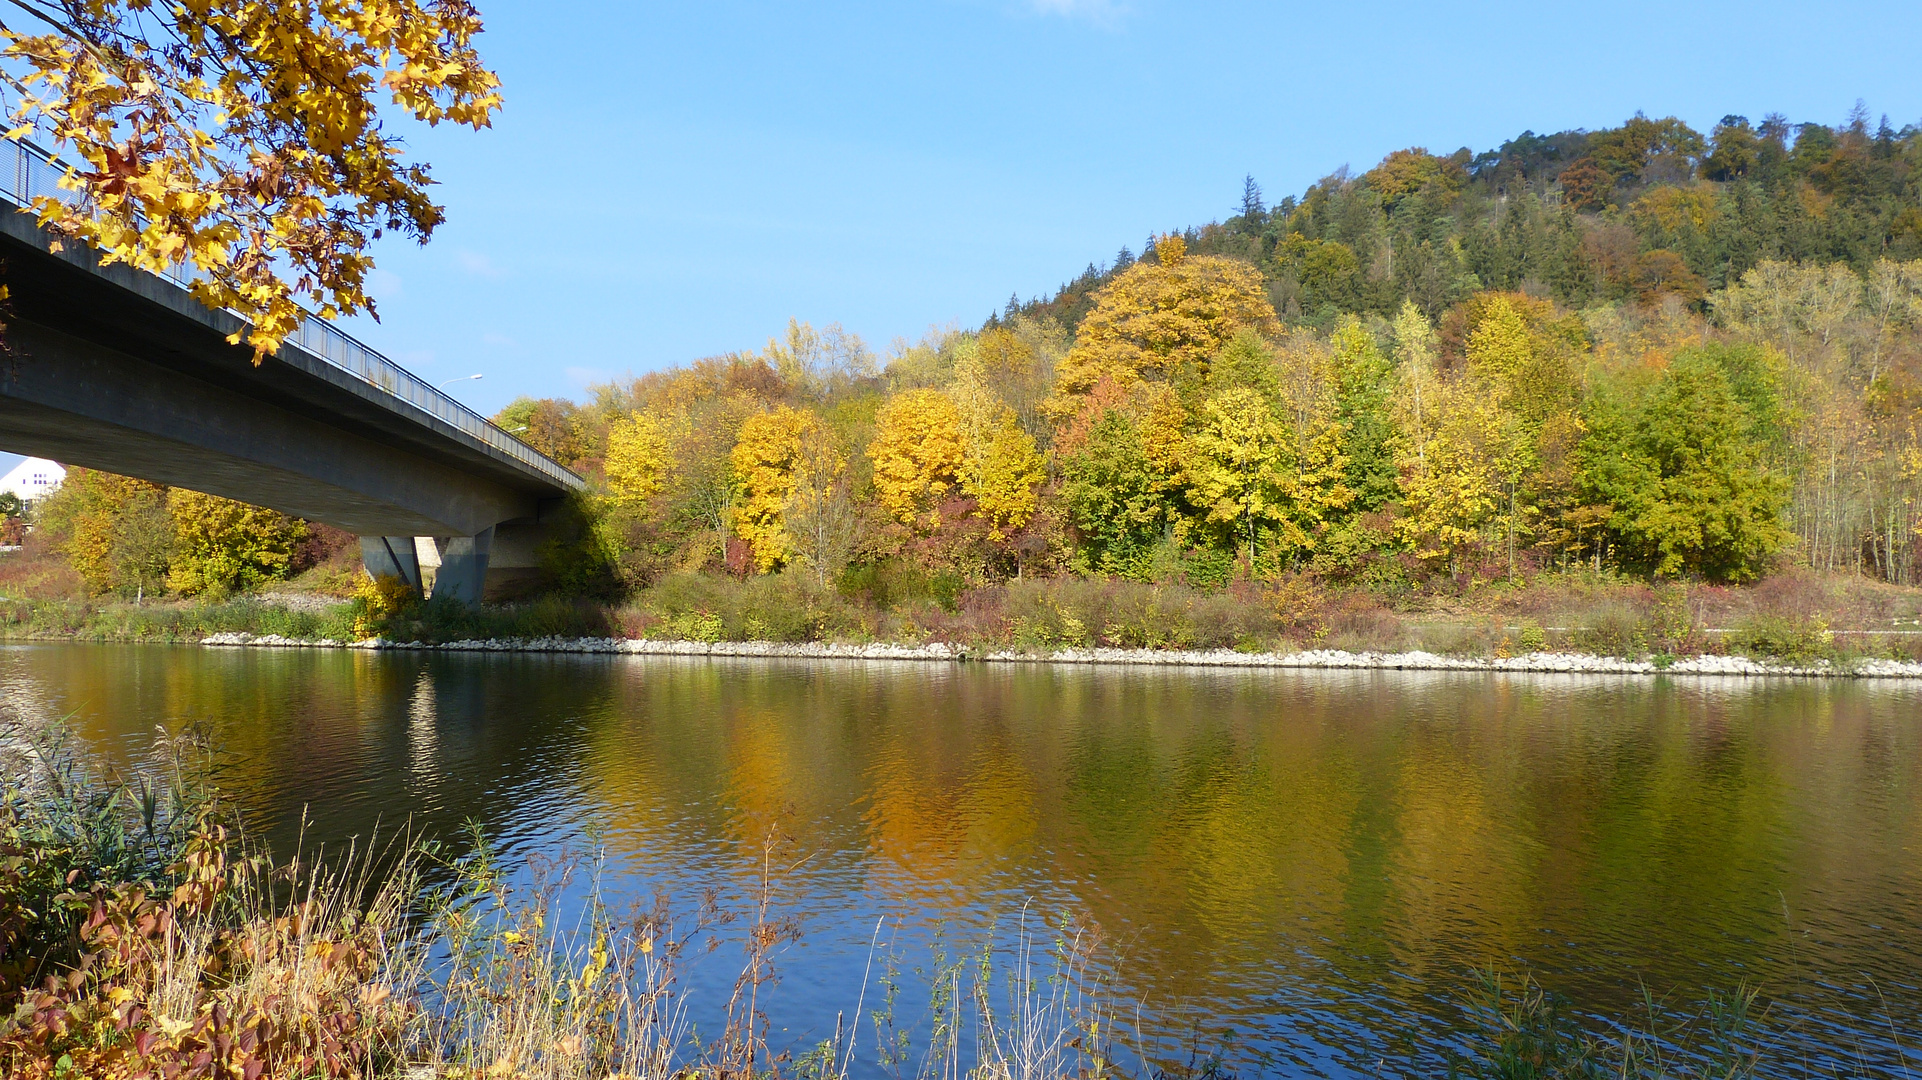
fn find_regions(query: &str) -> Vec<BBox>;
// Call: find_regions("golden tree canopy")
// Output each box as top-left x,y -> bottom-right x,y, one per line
2,0 -> 502,358
1465,295 -> 1537,388
1452,291 -> 1586,425
604,413 -> 671,504
1392,377 -> 1517,570
166,489 -> 307,597
1362,148 -> 1464,209
867,387 -> 964,527
961,408 -> 1045,542
730,406 -> 820,572
1185,387 -> 1348,563
1047,250 -> 1277,416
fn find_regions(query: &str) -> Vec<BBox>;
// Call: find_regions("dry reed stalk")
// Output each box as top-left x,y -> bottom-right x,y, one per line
419,835 -> 695,1080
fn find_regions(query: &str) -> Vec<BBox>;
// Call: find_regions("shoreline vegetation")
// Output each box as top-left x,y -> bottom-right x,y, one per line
0,716 -> 1902,1080
7,567 -> 1922,678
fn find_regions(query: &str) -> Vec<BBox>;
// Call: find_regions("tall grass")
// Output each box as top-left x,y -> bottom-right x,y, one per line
422,828 -> 692,1079
0,594 -> 359,641
1452,969 -> 1767,1080
0,717 -> 422,1078
859,910 -> 1117,1080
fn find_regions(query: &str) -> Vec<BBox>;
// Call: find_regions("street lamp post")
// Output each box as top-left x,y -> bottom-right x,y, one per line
437,373 -> 483,391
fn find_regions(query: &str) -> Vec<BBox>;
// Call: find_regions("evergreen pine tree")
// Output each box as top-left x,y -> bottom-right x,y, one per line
1240,175 -> 1265,226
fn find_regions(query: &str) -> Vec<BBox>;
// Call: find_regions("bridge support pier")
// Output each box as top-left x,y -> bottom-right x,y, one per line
360,536 -> 424,592
431,527 -> 494,604
366,522 -> 544,604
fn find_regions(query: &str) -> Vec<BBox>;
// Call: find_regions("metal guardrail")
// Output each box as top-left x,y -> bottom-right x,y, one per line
0,138 -> 582,490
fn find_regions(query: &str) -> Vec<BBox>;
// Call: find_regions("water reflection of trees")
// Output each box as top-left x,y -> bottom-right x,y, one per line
569,664 -> 1922,1047
570,664 -> 1922,1035
8,645 -> 628,858
15,647 -> 1922,1068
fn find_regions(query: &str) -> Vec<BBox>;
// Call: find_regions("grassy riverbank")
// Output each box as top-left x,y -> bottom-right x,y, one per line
2,716 -> 1900,1079
6,567 -> 1922,667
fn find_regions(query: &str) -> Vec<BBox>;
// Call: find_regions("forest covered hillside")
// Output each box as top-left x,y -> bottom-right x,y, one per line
22,107 -> 1922,620
451,107 -> 1922,597
1007,108 -> 1922,332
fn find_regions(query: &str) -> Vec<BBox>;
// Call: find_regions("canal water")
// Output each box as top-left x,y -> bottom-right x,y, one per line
4,642 -> 1919,1075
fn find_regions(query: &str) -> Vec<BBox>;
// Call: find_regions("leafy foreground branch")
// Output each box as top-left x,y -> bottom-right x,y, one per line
0,721 -> 1884,1079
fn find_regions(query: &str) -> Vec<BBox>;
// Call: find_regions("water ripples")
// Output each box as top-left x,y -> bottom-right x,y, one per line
5,643 -> 1920,1077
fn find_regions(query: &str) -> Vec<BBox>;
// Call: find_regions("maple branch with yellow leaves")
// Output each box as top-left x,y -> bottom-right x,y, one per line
0,0 -> 502,360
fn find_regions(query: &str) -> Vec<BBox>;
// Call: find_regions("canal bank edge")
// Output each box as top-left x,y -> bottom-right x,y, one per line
188,632 -> 1922,678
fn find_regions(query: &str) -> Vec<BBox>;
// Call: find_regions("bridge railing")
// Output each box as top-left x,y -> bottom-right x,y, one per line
0,138 -> 582,490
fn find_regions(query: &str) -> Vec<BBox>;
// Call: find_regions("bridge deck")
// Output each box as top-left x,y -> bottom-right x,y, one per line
0,138 -> 580,503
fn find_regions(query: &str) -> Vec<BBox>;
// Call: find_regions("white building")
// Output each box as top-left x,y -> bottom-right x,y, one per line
0,457 -> 65,509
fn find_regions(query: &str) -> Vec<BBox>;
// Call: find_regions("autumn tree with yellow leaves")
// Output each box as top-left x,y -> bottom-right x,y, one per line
604,414 -> 672,505
1,0 -> 502,357
948,349 -> 1046,543
1046,235 -> 1278,416
1187,387 -> 1349,570
867,388 -> 965,529
165,490 -> 308,597
730,406 -> 823,573
1393,379 -> 1512,574
35,467 -> 169,596
961,409 -> 1045,542
784,423 -> 858,586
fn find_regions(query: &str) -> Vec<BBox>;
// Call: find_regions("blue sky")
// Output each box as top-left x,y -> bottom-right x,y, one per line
337,0 -> 1921,417
4,0 -> 1920,477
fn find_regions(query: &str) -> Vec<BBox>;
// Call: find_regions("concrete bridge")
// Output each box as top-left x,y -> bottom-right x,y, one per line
0,139 -> 583,601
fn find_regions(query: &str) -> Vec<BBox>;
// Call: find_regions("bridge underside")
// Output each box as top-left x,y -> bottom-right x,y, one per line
0,317 -> 544,537
0,202 -> 575,600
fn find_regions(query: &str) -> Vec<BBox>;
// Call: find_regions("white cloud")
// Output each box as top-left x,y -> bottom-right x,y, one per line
1025,0 -> 1123,21
566,365 -> 617,388
454,249 -> 506,279
480,331 -> 520,350
367,268 -> 405,300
